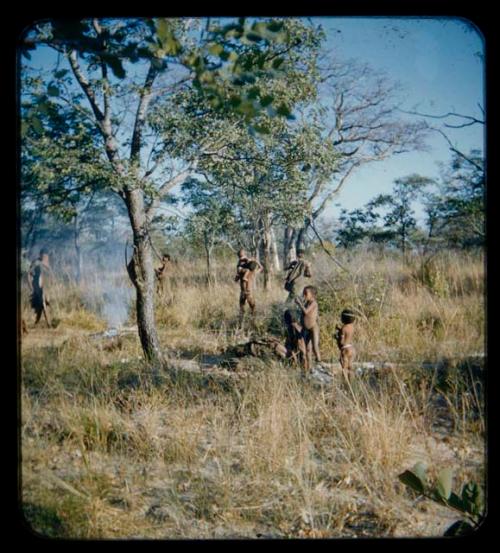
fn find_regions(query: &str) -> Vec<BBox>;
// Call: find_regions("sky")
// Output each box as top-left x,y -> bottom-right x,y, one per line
21,17 -> 485,227
310,16 -> 485,223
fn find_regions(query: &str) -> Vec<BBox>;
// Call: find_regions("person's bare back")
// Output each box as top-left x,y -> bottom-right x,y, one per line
240,266 -> 257,294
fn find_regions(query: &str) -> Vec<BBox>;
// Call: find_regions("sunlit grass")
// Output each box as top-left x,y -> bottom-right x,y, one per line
20,249 -> 485,538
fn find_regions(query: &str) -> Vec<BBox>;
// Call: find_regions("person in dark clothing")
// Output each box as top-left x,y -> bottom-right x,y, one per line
28,247 -> 52,327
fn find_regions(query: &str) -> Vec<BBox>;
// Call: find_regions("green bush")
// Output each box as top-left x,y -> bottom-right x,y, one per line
398,463 -> 485,536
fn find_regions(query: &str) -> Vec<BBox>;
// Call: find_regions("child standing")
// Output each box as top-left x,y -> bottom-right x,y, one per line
283,308 -> 306,365
295,286 -> 321,373
335,309 -> 356,381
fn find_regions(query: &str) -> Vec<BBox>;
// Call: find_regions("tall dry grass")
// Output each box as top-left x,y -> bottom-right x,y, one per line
20,249 -> 485,538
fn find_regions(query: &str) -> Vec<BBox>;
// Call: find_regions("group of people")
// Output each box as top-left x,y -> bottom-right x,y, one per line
234,248 -> 356,380
23,245 -> 357,380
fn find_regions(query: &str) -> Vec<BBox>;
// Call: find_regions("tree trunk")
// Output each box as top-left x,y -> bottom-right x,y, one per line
74,216 -> 82,283
296,224 -> 308,253
270,227 -> 281,272
258,217 -> 272,290
283,226 -> 297,267
401,222 -> 407,264
204,234 -> 215,286
124,187 -> 163,364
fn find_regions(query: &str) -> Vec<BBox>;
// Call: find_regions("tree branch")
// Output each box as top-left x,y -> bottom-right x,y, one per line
312,162 -> 361,220
145,165 -> 197,221
309,219 -> 349,272
398,108 -> 484,126
66,48 -> 123,172
431,127 -> 484,172
67,49 -> 104,124
130,62 -> 158,164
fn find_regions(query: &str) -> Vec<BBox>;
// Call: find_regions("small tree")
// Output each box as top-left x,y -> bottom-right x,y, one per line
370,174 -> 434,261
336,206 -> 381,249
182,177 -> 238,284
425,150 -> 484,249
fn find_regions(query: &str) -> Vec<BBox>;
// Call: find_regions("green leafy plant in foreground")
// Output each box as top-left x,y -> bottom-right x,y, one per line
398,463 -> 485,536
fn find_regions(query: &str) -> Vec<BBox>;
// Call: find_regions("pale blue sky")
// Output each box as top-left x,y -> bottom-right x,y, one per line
311,16 -> 484,223
21,17 -> 485,226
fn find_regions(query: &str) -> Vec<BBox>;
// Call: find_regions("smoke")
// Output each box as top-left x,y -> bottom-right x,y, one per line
81,273 -> 134,329
80,240 -> 135,329
101,281 -> 134,329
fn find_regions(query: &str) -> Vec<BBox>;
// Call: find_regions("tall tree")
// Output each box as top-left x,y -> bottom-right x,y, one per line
283,57 -> 429,262
20,17 -> 313,362
150,21 -> 328,289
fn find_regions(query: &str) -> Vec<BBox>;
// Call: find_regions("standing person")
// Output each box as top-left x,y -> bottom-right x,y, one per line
284,249 -> 312,301
155,253 -> 174,303
295,285 -> 321,373
335,309 -> 356,382
234,248 -> 250,280
28,247 -> 52,328
283,308 -> 306,366
234,249 -> 262,329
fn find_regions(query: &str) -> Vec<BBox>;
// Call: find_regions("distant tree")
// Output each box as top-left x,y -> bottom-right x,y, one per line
336,206 -> 380,248
181,177 -> 239,284
402,108 -> 484,251
424,149 -> 484,250
371,174 -> 434,261
335,174 -> 434,258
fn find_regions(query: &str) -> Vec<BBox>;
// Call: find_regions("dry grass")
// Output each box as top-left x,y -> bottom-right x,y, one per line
20,249 -> 485,539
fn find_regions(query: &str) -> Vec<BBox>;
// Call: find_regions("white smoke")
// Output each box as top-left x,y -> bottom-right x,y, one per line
101,281 -> 134,329
80,243 -> 135,329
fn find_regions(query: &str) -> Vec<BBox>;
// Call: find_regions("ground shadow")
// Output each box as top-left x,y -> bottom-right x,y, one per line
21,502 -> 66,538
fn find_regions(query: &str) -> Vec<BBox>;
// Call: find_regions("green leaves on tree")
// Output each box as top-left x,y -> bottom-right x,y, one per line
47,83 -> 60,97
101,53 -> 126,79
155,18 -> 182,57
29,115 -> 44,135
54,69 -> 69,79
276,103 -> 295,120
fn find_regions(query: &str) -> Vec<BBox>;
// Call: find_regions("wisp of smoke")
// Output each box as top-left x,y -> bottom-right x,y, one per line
84,239 -> 134,328
101,282 -> 134,329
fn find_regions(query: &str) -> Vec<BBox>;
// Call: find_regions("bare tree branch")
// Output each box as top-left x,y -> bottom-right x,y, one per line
431,127 -> 484,172
309,219 -> 349,272
397,108 -> 484,126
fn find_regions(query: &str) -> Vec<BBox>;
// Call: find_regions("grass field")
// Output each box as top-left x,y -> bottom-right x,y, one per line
19,249 -> 486,538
